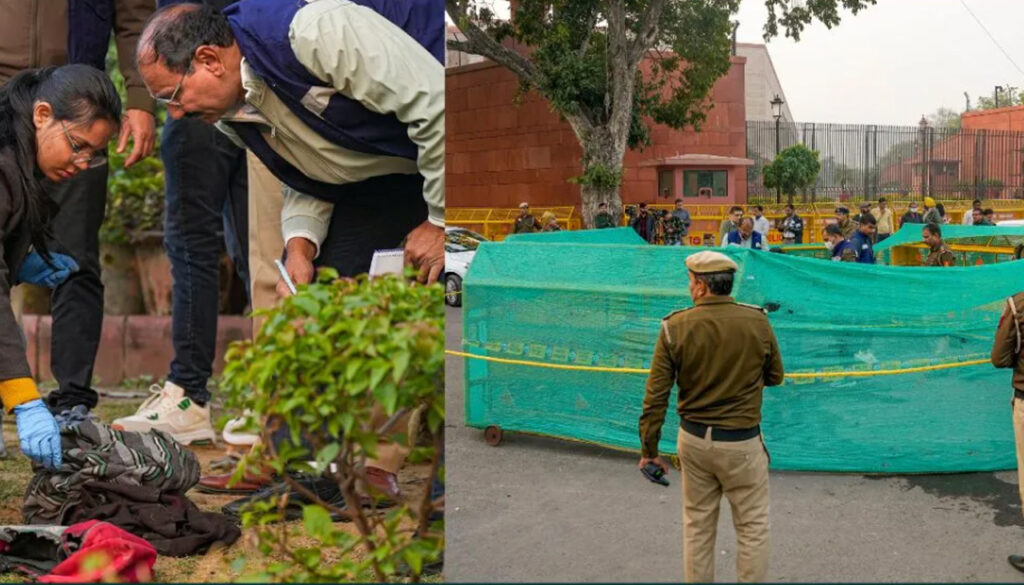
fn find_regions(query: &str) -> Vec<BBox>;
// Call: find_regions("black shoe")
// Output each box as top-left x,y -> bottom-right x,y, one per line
1009,555 -> 1024,573
222,475 -> 350,523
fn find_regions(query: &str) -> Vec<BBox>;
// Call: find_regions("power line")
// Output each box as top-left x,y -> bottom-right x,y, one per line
958,0 -> 1024,78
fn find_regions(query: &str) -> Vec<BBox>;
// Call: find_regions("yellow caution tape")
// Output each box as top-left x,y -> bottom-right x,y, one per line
446,350 -> 991,379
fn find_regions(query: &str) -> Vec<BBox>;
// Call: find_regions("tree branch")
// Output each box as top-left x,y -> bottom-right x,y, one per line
577,5 -> 600,59
629,0 -> 668,66
604,0 -> 634,147
445,0 -> 539,87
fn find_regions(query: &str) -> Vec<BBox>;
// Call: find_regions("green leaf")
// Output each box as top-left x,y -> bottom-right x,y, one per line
392,350 -> 411,383
292,294 -> 320,315
369,363 -> 388,391
373,382 -> 399,415
315,443 -> 340,471
402,548 -> 423,575
303,504 -> 333,540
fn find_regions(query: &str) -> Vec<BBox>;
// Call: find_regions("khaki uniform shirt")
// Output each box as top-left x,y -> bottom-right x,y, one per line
638,296 -> 786,457
838,218 -> 856,239
992,292 -> 1024,392
924,242 -> 955,267
514,214 -> 538,233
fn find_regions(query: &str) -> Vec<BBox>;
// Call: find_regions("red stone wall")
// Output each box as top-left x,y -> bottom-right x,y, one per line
962,106 -> 1024,133
446,56 -> 748,209
24,315 -> 251,387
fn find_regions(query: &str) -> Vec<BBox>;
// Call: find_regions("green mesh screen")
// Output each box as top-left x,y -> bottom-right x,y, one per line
874,224 -> 1024,253
461,236 -> 1024,473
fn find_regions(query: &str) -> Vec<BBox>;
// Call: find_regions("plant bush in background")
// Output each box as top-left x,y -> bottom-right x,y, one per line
101,41 -> 166,246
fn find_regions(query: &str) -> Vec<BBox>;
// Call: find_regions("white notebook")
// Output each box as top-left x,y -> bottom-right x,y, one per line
369,248 -> 405,277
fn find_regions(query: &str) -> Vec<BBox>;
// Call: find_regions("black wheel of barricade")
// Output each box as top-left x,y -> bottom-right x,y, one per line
484,425 -> 503,446
445,274 -> 463,307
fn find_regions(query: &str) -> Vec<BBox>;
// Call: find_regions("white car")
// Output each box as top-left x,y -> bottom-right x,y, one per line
445,227 -> 487,307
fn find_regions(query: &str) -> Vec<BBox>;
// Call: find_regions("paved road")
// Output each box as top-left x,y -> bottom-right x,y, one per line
445,306 -> 1024,582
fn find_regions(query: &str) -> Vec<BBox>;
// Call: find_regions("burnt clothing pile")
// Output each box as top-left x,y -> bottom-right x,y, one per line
22,420 -> 239,556
0,521 -> 156,583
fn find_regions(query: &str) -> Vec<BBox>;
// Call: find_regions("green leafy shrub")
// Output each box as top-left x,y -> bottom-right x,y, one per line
221,270 -> 445,582
100,41 -> 167,245
762,144 -> 822,203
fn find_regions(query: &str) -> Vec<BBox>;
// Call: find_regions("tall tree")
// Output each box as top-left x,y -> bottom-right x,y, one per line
447,0 -> 876,226
926,107 -> 962,130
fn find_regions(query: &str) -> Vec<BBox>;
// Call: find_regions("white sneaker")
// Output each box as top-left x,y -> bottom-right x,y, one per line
222,413 -> 260,446
133,384 -> 167,417
112,382 -> 217,446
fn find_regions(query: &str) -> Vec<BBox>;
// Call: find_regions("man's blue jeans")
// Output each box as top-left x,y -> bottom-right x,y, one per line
161,117 -> 250,406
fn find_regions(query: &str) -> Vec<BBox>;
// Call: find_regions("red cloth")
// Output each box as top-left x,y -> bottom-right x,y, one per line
39,521 -> 157,583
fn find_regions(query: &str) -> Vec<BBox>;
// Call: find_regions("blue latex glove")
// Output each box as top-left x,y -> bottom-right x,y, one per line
18,252 -> 79,288
14,399 -> 62,468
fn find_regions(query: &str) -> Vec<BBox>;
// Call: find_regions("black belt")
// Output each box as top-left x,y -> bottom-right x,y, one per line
681,419 -> 760,442
1015,389 -> 1024,401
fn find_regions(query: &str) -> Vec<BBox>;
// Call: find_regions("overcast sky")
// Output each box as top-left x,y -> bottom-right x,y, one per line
452,1 -> 1024,126
735,0 -> 1024,125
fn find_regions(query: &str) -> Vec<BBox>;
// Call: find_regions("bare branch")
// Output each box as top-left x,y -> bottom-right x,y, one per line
445,0 -> 539,86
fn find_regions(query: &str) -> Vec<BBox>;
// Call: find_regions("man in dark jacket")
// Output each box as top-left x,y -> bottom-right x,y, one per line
848,214 -> 876,264
0,0 -> 156,414
778,204 -> 804,244
901,203 -> 924,227
631,203 -> 656,242
594,202 -> 616,229
112,0 -> 250,447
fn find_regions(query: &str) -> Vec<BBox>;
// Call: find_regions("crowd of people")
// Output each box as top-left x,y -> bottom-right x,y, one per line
513,195 -> 993,268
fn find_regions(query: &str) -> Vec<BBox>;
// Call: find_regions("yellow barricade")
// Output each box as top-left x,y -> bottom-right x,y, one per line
446,201 -> 1024,245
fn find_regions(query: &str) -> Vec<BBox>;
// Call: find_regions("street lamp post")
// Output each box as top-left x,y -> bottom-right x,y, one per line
771,94 -> 784,203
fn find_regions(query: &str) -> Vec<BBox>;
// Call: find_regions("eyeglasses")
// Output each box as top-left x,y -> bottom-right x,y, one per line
60,121 -> 106,168
155,70 -> 187,108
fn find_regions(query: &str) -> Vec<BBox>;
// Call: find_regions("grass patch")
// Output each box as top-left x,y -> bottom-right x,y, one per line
94,399 -> 145,423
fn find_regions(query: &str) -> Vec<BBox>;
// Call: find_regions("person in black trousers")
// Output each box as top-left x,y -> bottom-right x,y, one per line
112,0 -> 249,445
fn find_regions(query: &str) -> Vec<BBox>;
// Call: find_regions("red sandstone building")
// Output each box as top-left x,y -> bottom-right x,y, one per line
879,107 -> 1024,199
446,50 -> 760,209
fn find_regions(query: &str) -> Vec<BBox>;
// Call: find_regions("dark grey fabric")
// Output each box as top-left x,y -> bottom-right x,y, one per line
23,420 -> 200,525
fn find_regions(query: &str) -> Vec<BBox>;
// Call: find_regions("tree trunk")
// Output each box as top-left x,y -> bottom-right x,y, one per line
577,130 -> 627,229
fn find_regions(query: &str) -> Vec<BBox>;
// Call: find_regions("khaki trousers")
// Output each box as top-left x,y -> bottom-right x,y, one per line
1014,397 -> 1024,524
245,152 -> 285,325
677,427 -> 770,583
245,153 -> 408,475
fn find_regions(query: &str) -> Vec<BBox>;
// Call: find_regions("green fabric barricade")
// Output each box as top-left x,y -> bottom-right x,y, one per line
461,234 -> 1024,473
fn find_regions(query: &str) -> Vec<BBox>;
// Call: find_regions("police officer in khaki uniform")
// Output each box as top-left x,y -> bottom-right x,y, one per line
992,290 -> 1024,572
922,223 -> 955,267
638,250 -> 785,583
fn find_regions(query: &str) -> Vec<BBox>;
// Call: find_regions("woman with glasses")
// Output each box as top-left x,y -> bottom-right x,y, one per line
0,64 -> 121,469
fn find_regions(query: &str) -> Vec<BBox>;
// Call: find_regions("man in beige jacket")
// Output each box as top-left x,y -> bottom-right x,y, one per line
869,197 -> 894,242
135,0 -> 444,292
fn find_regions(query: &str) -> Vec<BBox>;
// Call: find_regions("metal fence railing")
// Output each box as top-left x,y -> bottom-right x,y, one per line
747,121 -> 1024,203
